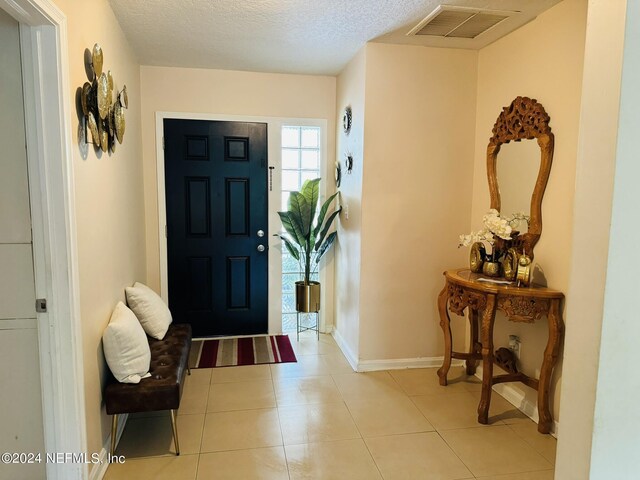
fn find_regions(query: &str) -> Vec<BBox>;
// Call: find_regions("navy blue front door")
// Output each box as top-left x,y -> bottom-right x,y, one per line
164,119 -> 268,337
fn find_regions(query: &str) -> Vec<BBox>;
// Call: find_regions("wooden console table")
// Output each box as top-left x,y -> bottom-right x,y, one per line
437,268 -> 564,434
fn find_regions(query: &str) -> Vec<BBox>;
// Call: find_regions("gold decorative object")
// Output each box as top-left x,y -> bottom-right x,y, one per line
469,242 -> 485,273
97,73 -> 109,120
120,85 -> 128,108
295,281 -> 321,313
502,247 -> 519,281
92,44 -> 103,76
107,71 -> 114,106
81,43 -> 128,153
516,253 -> 532,286
114,101 -> 126,144
81,82 -> 91,116
87,111 -> 99,145
98,121 -> 108,152
482,261 -> 501,277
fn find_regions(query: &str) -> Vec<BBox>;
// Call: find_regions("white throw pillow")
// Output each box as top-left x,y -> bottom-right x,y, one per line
102,302 -> 151,384
125,282 -> 173,340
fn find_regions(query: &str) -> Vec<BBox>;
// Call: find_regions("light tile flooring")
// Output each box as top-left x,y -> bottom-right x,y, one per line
105,333 -> 556,480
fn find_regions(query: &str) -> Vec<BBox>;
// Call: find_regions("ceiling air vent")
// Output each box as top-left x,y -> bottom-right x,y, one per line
407,5 -> 518,39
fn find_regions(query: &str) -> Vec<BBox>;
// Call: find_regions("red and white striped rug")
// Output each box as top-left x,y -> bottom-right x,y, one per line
189,335 -> 297,368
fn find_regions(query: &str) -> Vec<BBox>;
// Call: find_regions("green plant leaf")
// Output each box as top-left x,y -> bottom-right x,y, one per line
276,179 -> 339,282
277,212 -> 304,247
313,192 -> 339,238
315,231 -> 337,262
275,233 -> 300,261
314,208 -> 341,251
288,191 -> 311,239
300,178 -> 321,231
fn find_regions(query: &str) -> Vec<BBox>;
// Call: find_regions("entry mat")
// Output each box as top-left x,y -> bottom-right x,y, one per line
189,334 -> 297,368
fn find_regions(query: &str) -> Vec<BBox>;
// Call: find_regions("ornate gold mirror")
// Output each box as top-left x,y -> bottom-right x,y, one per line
487,96 -> 554,259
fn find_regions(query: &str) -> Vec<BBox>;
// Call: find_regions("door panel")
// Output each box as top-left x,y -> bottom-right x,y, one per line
0,325 -> 45,480
0,245 -> 36,319
0,15 -> 31,245
227,256 -> 250,309
186,177 -> 211,236
226,178 -> 249,235
164,119 -> 268,337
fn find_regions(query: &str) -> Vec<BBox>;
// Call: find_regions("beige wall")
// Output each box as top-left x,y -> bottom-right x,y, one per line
28,1 -> 622,474
555,0 -> 627,477
54,0 -> 145,465
334,48 -> 367,359
358,43 -> 477,361
140,65 -> 337,298
470,0 -> 588,423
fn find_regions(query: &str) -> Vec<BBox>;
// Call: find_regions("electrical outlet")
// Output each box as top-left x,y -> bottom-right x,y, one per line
343,203 -> 349,220
509,335 -> 521,360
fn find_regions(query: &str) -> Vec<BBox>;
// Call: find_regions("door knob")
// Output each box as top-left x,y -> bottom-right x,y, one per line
257,230 -> 265,237
257,244 -> 266,252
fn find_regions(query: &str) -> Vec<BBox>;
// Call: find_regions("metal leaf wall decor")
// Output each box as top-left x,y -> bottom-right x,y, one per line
81,44 -> 128,153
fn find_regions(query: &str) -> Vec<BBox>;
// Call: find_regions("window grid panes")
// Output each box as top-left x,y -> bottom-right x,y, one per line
281,126 -> 321,333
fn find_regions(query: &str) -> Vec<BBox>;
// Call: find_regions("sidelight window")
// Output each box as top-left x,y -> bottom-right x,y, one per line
280,126 -> 321,333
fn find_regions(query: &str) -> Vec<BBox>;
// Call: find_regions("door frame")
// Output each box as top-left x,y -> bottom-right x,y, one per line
0,0 -> 87,479
155,112 -> 330,335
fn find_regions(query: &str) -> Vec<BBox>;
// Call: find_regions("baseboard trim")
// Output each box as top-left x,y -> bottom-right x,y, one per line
356,357 -> 464,372
88,413 -> 128,480
475,367 -> 559,437
331,328 -> 358,371
331,328 -> 464,373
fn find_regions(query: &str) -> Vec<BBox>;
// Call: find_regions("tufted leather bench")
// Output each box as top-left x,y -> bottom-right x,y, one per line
105,323 -> 192,456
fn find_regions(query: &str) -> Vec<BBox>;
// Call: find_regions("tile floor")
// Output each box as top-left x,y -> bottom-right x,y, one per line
104,332 -> 556,480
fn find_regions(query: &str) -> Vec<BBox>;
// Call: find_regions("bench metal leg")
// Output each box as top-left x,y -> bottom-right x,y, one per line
187,365 -> 191,375
170,409 -> 180,455
110,414 -> 118,456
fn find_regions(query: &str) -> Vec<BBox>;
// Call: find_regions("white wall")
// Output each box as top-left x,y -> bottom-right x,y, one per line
588,0 -> 639,477
554,0 -> 628,477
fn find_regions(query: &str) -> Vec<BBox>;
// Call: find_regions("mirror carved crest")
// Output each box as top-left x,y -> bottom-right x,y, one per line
487,96 -> 554,259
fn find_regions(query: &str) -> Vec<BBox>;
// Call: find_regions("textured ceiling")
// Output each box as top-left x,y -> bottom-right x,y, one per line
109,0 -> 562,76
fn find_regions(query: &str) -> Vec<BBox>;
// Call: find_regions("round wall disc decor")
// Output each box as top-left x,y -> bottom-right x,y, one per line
345,153 -> 353,174
343,105 -> 352,135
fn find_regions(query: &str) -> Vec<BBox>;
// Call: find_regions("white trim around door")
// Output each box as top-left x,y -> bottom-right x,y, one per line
155,112 -> 330,335
0,1 -> 87,479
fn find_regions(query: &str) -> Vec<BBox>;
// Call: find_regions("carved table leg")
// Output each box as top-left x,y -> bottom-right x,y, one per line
537,298 -> 564,433
437,283 -> 452,386
466,309 -> 479,376
478,294 -> 497,424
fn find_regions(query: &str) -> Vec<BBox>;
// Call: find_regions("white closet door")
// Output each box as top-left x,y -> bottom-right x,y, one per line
0,8 -> 46,480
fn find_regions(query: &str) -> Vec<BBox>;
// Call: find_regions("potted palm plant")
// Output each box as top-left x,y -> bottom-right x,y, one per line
276,178 -> 340,312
